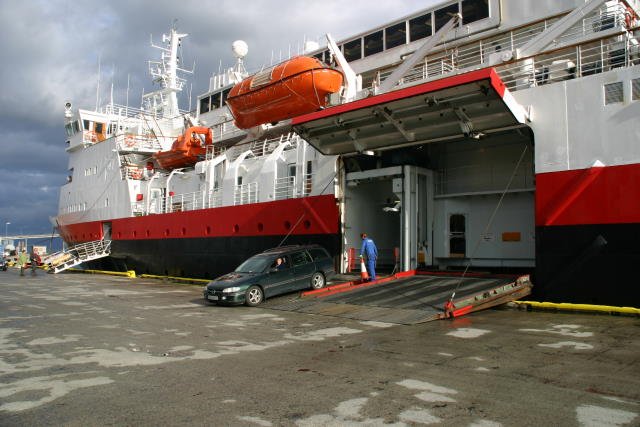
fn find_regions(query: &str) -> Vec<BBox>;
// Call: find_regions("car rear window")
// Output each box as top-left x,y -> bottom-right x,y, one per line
308,248 -> 329,260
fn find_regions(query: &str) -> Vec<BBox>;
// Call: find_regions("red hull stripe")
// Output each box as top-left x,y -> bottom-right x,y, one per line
291,68 -> 505,125
536,163 -> 640,227
59,195 -> 338,244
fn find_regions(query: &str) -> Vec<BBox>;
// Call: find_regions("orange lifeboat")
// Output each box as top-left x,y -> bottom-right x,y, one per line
226,56 -> 343,129
153,126 -> 213,170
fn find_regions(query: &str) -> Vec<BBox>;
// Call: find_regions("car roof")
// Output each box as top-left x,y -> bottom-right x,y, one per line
260,244 -> 325,255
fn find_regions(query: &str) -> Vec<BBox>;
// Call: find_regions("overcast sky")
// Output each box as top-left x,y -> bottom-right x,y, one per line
0,0 -> 438,237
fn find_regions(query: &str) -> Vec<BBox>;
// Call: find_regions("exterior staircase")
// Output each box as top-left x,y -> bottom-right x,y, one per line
43,240 -> 112,274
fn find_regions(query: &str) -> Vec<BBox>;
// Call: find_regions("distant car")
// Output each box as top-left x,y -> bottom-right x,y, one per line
0,258 -> 7,271
203,245 -> 335,306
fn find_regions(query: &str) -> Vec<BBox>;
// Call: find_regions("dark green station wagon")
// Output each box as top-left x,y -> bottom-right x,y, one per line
203,245 -> 336,306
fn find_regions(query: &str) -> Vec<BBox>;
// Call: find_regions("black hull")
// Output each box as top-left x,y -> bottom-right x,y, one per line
534,223 -> 640,307
85,234 -> 340,279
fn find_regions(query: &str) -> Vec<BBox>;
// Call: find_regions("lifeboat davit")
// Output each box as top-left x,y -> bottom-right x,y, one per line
153,126 -> 213,170
226,56 -> 343,129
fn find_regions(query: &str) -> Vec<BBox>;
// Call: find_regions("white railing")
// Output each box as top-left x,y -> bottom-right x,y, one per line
234,182 -> 258,205
275,176 -> 296,200
205,144 -> 227,160
121,166 -> 145,180
374,4 -> 635,93
168,189 -> 223,212
301,173 -> 314,196
115,133 -> 167,152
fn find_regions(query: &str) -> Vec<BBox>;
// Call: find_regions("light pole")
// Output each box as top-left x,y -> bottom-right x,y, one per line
4,222 -> 9,238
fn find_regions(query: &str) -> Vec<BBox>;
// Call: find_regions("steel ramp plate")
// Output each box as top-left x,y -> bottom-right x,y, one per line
266,273 -> 531,325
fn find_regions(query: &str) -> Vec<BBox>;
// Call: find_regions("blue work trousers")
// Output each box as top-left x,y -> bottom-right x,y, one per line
366,258 -> 377,281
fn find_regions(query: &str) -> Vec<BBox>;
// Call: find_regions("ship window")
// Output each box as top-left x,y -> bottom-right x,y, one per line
409,13 -> 432,42
462,0 -> 489,25
211,92 -> 221,109
632,78 -> 640,101
604,82 -> 623,104
321,49 -> 331,65
73,121 -> 81,133
313,51 -> 324,62
364,30 -> 383,57
95,123 -> 104,134
343,39 -> 362,62
221,88 -> 231,106
108,123 -> 117,135
385,22 -> 407,49
199,96 -> 210,114
237,176 -> 243,185
435,3 -> 460,31
83,120 -> 90,130
65,123 -> 74,137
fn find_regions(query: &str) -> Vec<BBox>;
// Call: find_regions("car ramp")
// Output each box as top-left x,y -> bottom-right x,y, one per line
267,271 -> 532,325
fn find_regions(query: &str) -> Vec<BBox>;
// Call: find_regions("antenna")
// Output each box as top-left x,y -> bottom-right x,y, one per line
126,74 -> 130,115
95,53 -> 101,111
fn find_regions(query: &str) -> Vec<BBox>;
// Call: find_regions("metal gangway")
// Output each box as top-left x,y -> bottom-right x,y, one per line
43,240 -> 112,274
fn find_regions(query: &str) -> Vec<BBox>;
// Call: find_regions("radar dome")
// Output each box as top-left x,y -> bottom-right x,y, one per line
232,40 -> 248,59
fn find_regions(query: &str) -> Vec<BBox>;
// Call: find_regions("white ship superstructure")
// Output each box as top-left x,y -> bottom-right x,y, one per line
55,0 -> 640,305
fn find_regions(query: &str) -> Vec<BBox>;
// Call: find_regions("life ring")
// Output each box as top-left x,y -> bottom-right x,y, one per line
130,169 -> 143,180
124,134 -> 136,147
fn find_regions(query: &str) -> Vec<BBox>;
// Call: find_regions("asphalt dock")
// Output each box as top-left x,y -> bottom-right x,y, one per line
1,268 -> 638,426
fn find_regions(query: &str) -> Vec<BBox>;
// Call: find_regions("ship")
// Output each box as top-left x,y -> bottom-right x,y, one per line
55,0 -> 640,307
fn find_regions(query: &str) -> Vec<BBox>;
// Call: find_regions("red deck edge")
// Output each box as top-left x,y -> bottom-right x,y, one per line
536,163 -> 640,227
302,269 -> 418,297
57,194 -> 339,244
291,68 -> 505,126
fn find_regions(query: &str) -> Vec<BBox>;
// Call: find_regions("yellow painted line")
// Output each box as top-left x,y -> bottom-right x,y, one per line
68,268 -> 136,278
513,301 -> 640,315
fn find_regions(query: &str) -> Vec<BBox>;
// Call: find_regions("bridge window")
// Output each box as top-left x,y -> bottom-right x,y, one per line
462,0 -> 489,25
221,88 -> 231,106
199,96 -> 210,114
364,30 -> 383,57
435,3 -> 460,31
409,13 -> 432,42
343,39 -> 362,62
385,22 -> 407,49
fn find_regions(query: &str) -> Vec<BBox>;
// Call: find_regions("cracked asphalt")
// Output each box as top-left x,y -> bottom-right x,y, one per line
1,268 -> 638,426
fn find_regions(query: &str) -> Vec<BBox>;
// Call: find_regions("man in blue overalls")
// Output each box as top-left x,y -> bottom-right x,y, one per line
360,233 -> 378,281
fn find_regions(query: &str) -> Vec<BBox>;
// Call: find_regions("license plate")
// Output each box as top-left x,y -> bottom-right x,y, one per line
207,295 -> 219,301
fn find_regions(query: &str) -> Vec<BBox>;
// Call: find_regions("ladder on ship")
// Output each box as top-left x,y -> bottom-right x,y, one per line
43,240 -> 112,274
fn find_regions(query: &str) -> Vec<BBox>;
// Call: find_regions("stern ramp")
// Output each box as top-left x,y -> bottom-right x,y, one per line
267,271 -> 532,325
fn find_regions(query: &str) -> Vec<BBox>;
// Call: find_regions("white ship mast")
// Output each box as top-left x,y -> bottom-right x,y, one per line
144,25 -> 191,118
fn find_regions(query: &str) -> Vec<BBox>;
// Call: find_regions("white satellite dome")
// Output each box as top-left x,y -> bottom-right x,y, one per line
232,40 -> 248,59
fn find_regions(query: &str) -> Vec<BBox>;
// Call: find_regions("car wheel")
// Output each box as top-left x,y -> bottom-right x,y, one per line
245,285 -> 264,307
310,272 -> 325,290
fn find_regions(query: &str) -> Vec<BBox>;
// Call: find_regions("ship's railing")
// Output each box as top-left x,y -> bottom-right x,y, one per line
122,166 -> 145,180
374,3 -> 635,92
227,133 -> 301,162
275,176 -> 296,200
205,144 -> 227,161
494,34 -> 637,91
168,189 -> 223,213
234,182 -> 259,205
115,133 -> 166,152
302,173 -> 314,196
